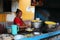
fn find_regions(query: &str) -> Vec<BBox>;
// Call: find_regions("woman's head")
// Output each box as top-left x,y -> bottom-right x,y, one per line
16,9 -> 22,17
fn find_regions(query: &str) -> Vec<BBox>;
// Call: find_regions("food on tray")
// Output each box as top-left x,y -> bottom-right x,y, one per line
25,28 -> 34,32
24,34 -> 34,37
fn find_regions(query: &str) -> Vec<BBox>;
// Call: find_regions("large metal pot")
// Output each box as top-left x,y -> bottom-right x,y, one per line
45,21 -> 57,28
31,22 -> 42,28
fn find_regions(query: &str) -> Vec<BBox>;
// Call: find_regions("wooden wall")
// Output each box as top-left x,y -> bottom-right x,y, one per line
0,14 -> 6,22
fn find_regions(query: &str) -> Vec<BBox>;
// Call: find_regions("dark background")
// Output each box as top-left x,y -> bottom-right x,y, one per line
47,0 -> 60,8
35,0 -> 60,22
47,0 -> 60,22
3,0 -> 12,12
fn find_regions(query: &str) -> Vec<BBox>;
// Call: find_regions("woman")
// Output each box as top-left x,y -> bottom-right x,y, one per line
14,9 -> 28,29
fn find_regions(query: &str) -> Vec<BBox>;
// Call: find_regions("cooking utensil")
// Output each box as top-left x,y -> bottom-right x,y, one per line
45,21 -> 57,28
31,21 -> 41,28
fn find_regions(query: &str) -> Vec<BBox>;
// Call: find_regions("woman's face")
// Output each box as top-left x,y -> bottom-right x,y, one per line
17,11 -> 22,17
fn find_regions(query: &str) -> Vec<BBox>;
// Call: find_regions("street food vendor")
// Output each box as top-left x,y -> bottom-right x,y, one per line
14,9 -> 28,29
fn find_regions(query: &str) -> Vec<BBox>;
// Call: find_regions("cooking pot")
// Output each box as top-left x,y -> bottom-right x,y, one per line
45,21 -> 57,28
31,20 -> 42,28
